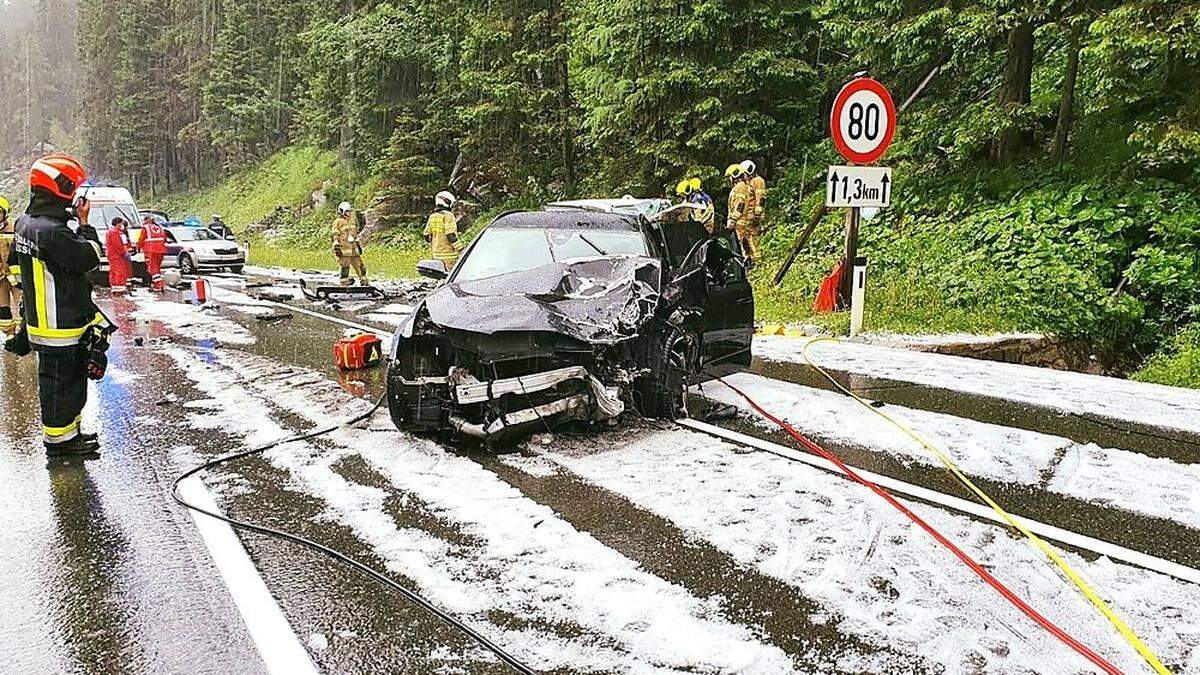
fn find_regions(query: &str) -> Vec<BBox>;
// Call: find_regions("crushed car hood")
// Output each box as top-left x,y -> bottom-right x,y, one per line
420,256 -> 662,344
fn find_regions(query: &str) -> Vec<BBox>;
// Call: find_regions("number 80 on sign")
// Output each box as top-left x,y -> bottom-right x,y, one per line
830,78 -> 896,165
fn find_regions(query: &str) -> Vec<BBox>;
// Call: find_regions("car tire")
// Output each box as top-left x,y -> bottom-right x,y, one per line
179,253 -> 196,275
636,327 -> 695,420
228,265 -> 244,274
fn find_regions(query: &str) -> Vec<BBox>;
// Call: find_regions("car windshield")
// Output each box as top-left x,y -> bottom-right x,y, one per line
88,203 -> 139,230
454,227 -> 648,282
170,228 -> 221,241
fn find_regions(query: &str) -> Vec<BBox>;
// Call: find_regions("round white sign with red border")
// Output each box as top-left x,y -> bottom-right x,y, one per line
830,78 -> 896,165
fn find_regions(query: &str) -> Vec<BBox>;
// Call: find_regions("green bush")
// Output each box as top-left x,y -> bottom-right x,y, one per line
1133,324 -> 1200,389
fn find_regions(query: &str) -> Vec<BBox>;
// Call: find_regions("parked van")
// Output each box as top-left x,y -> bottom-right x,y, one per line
77,185 -> 141,273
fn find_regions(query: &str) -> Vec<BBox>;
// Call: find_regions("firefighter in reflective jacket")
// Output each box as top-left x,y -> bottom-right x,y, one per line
725,164 -> 759,262
136,214 -> 167,291
332,201 -> 368,286
424,191 -> 461,271
14,154 -> 112,456
741,160 -> 767,230
0,196 -> 21,335
105,217 -> 132,294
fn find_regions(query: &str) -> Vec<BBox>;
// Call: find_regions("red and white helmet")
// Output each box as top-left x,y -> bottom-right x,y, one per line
30,154 -> 87,201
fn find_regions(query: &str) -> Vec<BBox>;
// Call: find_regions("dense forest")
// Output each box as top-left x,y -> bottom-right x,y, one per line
0,0 -> 1197,382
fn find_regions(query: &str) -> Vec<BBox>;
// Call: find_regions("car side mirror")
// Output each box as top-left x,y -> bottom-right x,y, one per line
416,259 -> 448,280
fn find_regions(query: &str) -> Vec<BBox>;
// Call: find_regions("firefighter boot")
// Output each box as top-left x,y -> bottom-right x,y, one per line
46,435 -> 100,458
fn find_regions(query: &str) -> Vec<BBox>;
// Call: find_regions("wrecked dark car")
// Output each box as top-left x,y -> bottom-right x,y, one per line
386,198 -> 754,441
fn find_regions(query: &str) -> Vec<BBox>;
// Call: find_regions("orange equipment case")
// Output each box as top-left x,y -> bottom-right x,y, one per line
334,332 -> 384,370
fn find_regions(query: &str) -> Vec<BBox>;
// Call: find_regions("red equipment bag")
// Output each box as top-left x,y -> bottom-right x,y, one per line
334,332 -> 384,370
812,259 -> 845,314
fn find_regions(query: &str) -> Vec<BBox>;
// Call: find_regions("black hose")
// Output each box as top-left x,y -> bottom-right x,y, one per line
171,391 -> 538,675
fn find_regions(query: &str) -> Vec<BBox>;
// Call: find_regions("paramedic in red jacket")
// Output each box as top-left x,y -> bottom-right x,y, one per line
136,214 -> 167,291
105,216 -> 132,294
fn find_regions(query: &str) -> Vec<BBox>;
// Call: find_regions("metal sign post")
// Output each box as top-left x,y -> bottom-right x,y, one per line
828,76 -> 896,312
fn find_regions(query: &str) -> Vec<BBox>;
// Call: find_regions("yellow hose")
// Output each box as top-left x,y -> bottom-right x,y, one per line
800,336 -> 1170,674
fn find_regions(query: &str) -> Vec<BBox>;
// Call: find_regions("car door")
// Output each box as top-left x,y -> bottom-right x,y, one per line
700,235 -> 754,375
163,230 -> 183,267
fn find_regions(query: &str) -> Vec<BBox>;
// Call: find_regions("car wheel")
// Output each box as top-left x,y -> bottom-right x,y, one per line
636,328 -> 695,420
179,253 -> 196,275
228,265 -> 244,274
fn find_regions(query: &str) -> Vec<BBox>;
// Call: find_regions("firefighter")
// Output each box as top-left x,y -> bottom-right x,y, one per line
424,191 -> 461,271
741,160 -> 767,231
136,213 -> 167,291
0,196 -> 20,336
677,178 -> 716,234
725,163 -> 758,262
14,154 -> 112,456
105,216 -> 133,294
332,201 -> 368,286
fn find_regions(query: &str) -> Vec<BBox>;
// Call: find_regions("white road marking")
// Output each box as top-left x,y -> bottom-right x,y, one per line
679,418 -> 1200,585
177,475 -> 320,675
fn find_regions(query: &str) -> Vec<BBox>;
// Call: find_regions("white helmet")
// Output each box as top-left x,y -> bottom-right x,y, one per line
338,201 -> 352,214
740,160 -> 757,175
435,191 -> 457,208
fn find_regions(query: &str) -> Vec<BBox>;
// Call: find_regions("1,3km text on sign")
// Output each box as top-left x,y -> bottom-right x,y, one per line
830,78 -> 897,165
827,165 -> 893,208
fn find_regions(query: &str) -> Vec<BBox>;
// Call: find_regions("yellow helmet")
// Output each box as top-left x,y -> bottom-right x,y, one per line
725,164 -> 746,180
688,178 -> 702,193
675,179 -> 692,197
0,196 -> 9,214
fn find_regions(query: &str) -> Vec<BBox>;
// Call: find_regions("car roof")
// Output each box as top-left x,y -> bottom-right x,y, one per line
490,210 -> 642,232
544,197 -> 668,214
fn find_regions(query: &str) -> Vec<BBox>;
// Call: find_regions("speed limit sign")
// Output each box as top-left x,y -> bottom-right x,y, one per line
830,78 -> 896,164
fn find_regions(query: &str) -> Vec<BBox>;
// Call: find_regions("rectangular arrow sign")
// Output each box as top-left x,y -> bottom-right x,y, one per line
826,165 -> 893,208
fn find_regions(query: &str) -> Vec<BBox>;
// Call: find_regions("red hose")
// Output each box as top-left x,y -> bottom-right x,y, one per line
716,378 -> 1123,675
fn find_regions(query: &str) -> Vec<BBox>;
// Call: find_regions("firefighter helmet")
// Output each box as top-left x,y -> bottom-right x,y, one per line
740,160 -> 757,175
338,201 -> 352,214
675,180 -> 692,197
0,196 -> 9,214
435,191 -> 457,208
725,164 -> 746,180
30,154 -> 87,201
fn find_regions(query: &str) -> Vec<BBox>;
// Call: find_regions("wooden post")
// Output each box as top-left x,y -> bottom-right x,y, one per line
772,202 -> 828,286
838,206 -> 860,308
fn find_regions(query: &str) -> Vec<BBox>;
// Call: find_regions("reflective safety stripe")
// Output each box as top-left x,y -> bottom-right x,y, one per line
31,258 -> 49,328
44,418 -> 80,444
27,312 -> 105,347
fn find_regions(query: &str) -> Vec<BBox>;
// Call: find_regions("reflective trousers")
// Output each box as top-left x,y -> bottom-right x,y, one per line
145,252 -> 165,291
37,345 -> 88,447
337,254 -> 367,285
0,279 -> 18,335
734,220 -> 762,262
109,257 -> 131,294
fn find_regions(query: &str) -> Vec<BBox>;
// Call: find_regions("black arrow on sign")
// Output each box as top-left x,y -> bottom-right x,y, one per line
829,171 -> 839,203
880,173 -> 891,203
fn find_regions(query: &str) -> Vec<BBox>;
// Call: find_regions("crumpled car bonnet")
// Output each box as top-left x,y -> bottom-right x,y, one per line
420,256 -> 662,344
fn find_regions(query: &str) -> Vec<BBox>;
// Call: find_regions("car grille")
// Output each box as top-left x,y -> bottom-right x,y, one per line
214,247 -> 239,255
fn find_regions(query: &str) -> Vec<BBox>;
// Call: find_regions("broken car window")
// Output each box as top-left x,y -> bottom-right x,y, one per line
455,228 -> 649,282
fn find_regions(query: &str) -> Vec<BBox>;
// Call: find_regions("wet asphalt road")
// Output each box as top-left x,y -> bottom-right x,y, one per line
1,270 -> 1197,673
